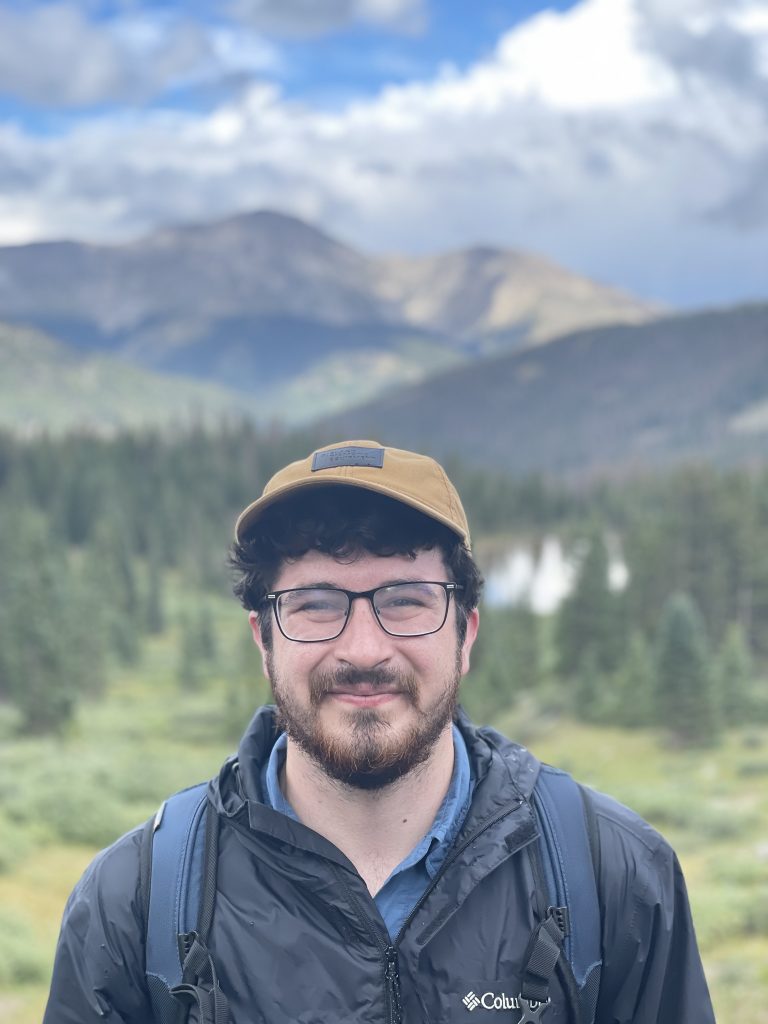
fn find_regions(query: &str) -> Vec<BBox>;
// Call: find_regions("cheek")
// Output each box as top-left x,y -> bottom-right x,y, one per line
272,646 -> 325,687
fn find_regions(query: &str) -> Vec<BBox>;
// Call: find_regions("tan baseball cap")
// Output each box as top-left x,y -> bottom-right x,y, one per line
235,440 -> 471,548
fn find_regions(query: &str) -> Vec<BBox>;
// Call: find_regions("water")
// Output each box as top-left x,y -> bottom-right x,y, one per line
484,536 -> 628,614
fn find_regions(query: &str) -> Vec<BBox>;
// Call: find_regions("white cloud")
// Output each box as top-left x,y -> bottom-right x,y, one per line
0,0 -> 766,306
492,0 -> 676,110
0,3 -> 279,106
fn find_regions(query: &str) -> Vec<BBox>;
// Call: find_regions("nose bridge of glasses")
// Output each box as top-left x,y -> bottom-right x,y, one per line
345,588 -> 386,632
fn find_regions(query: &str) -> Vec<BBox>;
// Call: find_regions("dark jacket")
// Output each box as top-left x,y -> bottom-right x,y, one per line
44,707 -> 715,1024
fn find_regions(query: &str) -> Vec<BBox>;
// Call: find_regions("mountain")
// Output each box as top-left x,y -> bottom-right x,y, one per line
316,304 -> 768,480
0,320 -> 255,435
373,246 -> 653,351
0,210 -> 654,419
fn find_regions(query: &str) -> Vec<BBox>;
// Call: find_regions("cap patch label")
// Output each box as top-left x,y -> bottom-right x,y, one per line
312,446 -> 385,471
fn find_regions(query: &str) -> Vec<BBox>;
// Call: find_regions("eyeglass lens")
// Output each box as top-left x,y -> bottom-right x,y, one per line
275,583 -> 451,641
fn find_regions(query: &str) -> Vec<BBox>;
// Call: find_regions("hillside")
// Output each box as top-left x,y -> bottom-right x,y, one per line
0,210 -> 654,415
0,321 -> 254,434
317,304 -> 768,479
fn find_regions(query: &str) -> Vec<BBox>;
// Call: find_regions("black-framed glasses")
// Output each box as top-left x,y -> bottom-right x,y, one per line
265,582 -> 463,643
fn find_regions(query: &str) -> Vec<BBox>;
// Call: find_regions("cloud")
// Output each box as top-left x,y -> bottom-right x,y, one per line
0,3 -> 278,106
0,0 -> 766,306
228,0 -> 426,36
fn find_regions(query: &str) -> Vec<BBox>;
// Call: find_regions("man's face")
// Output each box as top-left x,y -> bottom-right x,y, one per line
249,547 -> 479,790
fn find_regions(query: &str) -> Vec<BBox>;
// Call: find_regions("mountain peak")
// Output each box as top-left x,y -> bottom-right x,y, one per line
143,208 -> 350,255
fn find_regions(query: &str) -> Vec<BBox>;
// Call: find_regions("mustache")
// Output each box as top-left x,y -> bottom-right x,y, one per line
309,666 -> 418,705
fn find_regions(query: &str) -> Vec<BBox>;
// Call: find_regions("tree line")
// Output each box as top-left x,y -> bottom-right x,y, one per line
0,424 -> 766,742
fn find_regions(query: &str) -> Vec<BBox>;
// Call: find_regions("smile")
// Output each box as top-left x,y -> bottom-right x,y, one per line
327,690 -> 402,706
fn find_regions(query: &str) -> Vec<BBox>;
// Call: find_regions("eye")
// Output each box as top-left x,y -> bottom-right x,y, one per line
376,584 -> 442,616
380,592 -> 428,609
280,589 -> 348,620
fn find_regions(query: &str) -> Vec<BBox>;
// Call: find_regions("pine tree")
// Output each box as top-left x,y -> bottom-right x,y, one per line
656,592 -> 720,747
0,516 -> 98,732
177,615 -> 203,692
713,623 -> 753,727
145,557 -> 166,635
612,631 -> 657,728
507,604 -> 542,693
556,530 -> 622,679
196,604 -> 218,662
223,627 -> 271,740
83,514 -> 141,664
574,650 -> 604,723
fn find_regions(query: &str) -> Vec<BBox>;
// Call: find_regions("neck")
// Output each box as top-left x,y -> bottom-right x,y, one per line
281,727 -> 456,895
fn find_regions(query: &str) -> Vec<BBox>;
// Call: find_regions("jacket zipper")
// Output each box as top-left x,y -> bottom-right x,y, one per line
384,945 -> 402,1024
331,862 -> 404,1024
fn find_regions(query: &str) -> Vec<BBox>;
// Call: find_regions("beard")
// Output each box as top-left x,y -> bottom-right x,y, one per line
267,657 -> 462,791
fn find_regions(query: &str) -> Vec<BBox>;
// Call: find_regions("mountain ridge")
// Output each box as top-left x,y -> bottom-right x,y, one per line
0,208 -> 656,415
316,302 -> 768,479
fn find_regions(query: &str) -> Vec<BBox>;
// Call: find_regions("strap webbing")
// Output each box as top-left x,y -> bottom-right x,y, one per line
520,910 -> 566,1004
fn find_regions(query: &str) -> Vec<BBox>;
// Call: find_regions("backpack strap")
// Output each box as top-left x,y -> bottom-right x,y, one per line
524,766 -> 603,1024
142,782 -> 231,1024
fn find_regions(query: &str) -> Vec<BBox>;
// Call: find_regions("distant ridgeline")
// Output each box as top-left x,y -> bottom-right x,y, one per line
0,424 -> 766,745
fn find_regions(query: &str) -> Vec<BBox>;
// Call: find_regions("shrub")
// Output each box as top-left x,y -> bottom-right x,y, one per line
0,910 -> 48,984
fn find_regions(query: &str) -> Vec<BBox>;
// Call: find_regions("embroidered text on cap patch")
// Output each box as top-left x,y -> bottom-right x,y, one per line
312,446 -> 385,471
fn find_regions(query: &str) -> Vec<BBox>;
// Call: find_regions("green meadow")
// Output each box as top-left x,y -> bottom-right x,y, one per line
0,596 -> 766,1024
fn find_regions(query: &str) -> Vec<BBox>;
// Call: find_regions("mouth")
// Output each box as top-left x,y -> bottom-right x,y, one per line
326,683 -> 403,706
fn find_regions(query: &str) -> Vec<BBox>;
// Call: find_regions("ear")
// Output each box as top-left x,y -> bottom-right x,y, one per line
459,606 -> 480,677
248,611 -> 271,680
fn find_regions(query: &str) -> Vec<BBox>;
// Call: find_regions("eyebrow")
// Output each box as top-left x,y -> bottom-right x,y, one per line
278,577 -> 434,591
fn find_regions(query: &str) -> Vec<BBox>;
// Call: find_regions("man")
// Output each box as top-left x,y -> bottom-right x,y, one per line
44,440 -> 715,1024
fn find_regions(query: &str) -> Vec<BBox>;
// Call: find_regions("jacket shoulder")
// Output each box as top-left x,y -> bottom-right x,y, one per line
63,824 -> 146,928
584,785 -> 670,860
44,825 -> 151,1024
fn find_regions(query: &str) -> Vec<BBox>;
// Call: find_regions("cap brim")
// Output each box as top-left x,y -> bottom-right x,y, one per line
235,475 -> 470,547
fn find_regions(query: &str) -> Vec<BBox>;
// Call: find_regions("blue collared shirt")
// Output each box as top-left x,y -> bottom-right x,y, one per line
262,725 -> 473,940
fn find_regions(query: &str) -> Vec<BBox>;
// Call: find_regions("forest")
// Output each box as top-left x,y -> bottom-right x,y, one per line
1,423 -> 766,740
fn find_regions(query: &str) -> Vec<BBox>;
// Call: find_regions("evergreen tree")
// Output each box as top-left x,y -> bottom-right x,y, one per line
177,615 -> 203,692
655,592 -> 720,747
224,627 -> 271,740
612,631 -> 657,728
573,650 -> 604,723
713,623 -> 753,727
145,557 -> 166,635
556,530 -> 622,679
461,608 -> 512,722
507,604 -> 542,694
0,515 -> 100,732
196,603 -> 218,662
83,514 -> 141,664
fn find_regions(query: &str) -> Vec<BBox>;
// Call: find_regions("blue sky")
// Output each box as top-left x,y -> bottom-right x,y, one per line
0,0 -> 767,307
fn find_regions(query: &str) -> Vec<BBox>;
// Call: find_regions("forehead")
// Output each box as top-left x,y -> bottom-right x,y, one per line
273,547 -> 448,591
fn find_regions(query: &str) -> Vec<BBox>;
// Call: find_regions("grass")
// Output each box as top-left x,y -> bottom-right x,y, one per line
2,612 -> 767,1023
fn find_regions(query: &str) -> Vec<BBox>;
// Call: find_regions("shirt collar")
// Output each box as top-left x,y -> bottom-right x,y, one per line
262,724 -> 473,876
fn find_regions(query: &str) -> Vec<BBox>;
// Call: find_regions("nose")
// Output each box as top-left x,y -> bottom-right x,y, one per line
331,594 -> 394,668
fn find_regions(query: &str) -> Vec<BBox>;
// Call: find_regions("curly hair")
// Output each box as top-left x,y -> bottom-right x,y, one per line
230,485 -> 483,649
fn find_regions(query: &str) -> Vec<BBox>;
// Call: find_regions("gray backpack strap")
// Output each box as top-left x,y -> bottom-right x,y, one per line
528,766 -> 603,1024
143,782 -> 210,1024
